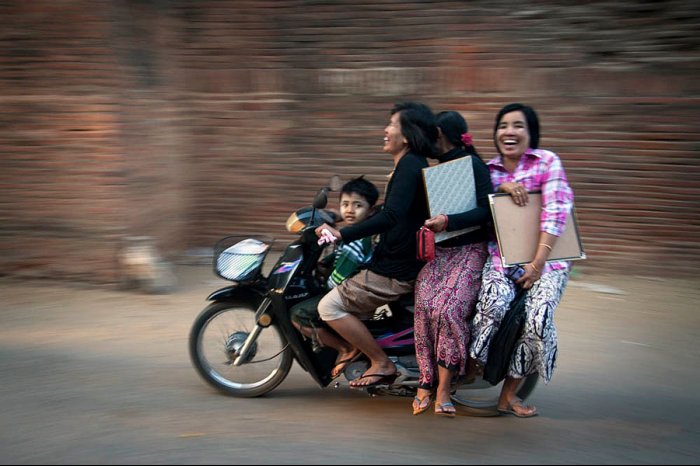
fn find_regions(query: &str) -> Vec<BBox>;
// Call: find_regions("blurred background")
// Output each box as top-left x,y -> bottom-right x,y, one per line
2,3 -> 700,463
1,0 -> 699,286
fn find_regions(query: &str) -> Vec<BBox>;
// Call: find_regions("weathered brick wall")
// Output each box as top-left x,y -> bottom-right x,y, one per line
0,1 -> 187,283
1,0 -> 699,283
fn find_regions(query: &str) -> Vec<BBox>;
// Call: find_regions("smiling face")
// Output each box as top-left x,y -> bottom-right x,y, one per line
383,111 -> 408,156
495,110 -> 531,161
339,192 -> 371,225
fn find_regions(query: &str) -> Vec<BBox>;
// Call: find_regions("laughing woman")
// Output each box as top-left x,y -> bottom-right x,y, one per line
469,103 -> 574,418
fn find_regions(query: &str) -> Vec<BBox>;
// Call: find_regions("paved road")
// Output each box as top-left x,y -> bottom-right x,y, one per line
1,266 -> 699,464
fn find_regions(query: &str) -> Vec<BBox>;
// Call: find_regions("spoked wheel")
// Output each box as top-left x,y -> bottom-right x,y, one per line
450,374 -> 538,416
189,300 -> 293,397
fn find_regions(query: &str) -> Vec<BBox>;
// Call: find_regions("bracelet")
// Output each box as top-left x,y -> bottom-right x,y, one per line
539,243 -> 553,252
441,214 -> 449,230
528,262 -> 541,274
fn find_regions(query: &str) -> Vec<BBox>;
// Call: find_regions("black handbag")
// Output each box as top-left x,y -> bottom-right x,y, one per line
483,287 -> 528,385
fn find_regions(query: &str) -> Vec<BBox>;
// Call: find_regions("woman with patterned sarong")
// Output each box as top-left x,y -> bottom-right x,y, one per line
469,103 -> 574,418
412,111 -> 494,417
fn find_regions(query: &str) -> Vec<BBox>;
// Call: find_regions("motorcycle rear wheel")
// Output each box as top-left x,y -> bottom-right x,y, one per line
450,374 -> 538,416
189,300 -> 293,397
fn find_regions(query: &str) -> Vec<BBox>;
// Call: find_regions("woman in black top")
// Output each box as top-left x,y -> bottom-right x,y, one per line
412,111 -> 494,416
315,102 -> 436,388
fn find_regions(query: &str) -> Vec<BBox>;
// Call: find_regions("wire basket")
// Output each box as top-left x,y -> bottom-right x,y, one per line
213,236 -> 273,282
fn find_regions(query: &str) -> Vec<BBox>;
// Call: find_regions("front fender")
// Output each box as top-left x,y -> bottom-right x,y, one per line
206,283 -> 266,303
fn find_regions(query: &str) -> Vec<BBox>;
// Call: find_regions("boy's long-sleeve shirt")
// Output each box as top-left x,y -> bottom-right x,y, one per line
326,236 -> 374,288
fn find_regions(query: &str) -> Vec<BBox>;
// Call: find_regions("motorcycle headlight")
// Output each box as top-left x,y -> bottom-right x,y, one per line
285,207 -> 335,234
286,212 -> 305,234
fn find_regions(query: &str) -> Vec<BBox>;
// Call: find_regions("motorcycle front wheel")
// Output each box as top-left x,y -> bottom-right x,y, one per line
189,300 -> 293,397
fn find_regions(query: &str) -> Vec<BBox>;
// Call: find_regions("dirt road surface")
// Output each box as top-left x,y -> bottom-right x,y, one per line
1,266 -> 699,464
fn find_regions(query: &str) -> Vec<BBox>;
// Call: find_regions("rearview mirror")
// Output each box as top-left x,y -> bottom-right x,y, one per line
312,190 -> 328,209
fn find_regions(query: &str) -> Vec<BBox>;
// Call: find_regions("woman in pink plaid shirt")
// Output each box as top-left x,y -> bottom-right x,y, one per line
469,103 -> 574,418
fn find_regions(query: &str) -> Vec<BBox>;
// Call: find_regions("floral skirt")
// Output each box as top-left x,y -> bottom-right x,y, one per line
469,257 -> 569,383
414,242 -> 488,389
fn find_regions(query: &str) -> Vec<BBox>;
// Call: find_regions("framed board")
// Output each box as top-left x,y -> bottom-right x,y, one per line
422,156 -> 479,243
489,192 -> 586,267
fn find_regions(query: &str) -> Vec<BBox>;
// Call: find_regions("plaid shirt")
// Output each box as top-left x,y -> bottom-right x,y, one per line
487,148 -> 574,273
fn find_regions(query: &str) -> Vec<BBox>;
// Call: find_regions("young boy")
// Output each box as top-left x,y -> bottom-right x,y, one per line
291,176 -> 379,379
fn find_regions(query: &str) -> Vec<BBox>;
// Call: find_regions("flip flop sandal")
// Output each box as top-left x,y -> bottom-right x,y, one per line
330,352 -> 362,379
435,401 -> 457,418
497,400 -> 538,418
412,394 -> 433,415
348,372 -> 398,388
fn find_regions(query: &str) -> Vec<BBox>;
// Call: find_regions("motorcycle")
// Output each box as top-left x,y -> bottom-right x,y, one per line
188,179 -> 537,414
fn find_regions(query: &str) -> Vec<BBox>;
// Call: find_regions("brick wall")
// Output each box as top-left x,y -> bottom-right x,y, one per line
1,0 -> 699,283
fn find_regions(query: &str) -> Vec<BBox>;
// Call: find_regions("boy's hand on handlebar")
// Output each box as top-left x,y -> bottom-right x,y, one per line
315,224 -> 341,245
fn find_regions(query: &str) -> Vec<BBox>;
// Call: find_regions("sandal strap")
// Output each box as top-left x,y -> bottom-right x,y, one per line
510,399 -> 533,409
435,401 -> 455,410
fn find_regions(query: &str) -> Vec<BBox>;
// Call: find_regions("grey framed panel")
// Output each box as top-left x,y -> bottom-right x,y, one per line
422,156 -> 480,243
489,192 -> 586,267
